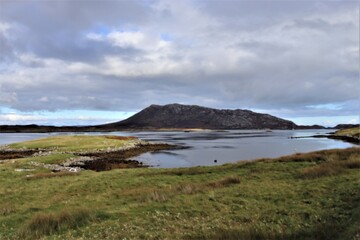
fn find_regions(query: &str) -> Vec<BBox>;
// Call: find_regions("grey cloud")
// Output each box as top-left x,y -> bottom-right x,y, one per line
1,0 -> 150,61
0,0 -> 359,123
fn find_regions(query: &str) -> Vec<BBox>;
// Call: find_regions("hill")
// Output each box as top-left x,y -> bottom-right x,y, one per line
0,103 -> 330,132
334,124 -> 360,129
103,103 -> 297,130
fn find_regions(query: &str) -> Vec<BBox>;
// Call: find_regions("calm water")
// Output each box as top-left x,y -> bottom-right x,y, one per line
0,130 -> 355,168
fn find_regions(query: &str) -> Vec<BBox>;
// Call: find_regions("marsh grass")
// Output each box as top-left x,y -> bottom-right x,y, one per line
144,175 -> 241,202
301,162 -> 344,178
185,227 -> 281,240
301,149 -> 360,178
273,147 -> 359,163
18,208 -> 103,239
25,171 -> 79,180
0,204 -> 16,216
207,175 -> 241,187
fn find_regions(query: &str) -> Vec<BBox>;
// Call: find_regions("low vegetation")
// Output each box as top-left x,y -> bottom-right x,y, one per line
18,208 -> 106,239
8,135 -> 141,152
334,127 -> 360,139
0,136 -> 359,239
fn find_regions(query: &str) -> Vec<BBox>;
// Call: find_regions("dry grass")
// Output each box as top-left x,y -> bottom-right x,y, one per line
18,208 -> 97,239
24,172 -> 79,180
185,227 -> 281,240
274,147 -> 359,163
0,204 -> 16,216
207,175 -> 241,188
334,127 -> 360,138
148,190 -> 170,202
301,150 -> 360,179
301,162 -> 343,179
105,136 -> 137,140
145,176 -> 241,202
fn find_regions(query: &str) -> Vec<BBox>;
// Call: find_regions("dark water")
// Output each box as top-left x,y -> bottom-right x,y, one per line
0,130 -> 355,168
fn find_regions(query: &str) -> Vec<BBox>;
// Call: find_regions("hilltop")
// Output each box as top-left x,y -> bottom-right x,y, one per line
102,103 -> 297,130
0,103 -> 329,132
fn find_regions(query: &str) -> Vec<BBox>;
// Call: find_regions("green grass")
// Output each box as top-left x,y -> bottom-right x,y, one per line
0,147 -> 359,239
27,153 -> 75,165
8,135 -> 139,152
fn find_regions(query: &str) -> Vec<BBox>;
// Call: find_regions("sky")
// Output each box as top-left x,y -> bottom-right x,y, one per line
0,0 -> 359,127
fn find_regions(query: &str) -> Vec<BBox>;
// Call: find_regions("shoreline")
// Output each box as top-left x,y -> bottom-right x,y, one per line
0,142 -> 182,171
0,126 -> 332,133
290,134 -> 359,145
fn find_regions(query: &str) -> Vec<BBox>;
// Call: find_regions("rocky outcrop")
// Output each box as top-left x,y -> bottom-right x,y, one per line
103,104 -> 297,130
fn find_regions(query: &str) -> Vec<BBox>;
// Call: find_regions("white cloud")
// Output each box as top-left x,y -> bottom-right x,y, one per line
0,22 -> 11,33
0,113 -> 47,122
108,31 -> 145,48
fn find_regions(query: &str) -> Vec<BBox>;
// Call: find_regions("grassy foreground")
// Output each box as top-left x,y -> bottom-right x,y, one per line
0,140 -> 359,239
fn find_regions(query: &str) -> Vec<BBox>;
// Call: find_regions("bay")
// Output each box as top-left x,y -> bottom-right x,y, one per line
0,129 -> 355,168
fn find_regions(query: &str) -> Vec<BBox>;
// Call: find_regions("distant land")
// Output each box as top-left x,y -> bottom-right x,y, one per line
0,103 -> 357,133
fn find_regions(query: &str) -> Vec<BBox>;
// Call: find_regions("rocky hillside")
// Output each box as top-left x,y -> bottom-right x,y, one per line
334,124 -> 360,129
103,104 -> 297,130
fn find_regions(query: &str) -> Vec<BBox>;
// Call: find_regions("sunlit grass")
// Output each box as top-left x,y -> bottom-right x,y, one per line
334,127 -> 360,138
27,153 -> 75,165
8,135 -> 139,152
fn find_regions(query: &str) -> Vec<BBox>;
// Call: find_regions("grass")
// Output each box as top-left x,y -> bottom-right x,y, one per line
25,172 -> 80,180
301,153 -> 360,179
8,135 -> 140,152
334,127 -> 360,139
0,145 -> 359,239
27,153 -> 75,165
18,208 -> 103,239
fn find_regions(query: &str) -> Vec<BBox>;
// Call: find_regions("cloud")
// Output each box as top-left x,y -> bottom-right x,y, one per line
0,0 -> 358,124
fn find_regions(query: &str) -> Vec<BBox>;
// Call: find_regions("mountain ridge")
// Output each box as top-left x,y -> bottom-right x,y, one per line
102,103 -> 298,130
0,103 -> 331,132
